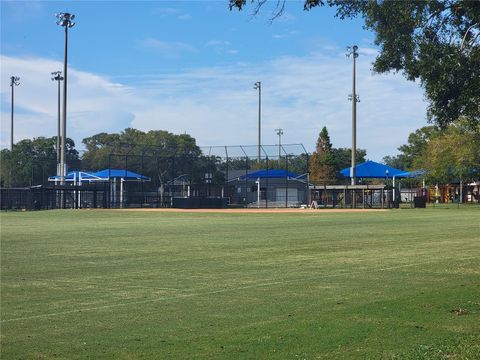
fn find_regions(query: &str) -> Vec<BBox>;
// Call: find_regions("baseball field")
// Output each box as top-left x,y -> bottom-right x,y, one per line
1,207 -> 479,359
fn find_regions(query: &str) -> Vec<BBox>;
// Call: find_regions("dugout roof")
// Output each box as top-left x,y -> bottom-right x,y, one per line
48,171 -> 107,182
94,169 -> 150,181
49,169 -> 150,182
340,161 -> 408,179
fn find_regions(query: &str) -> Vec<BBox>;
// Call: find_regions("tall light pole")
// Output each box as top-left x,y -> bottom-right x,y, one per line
346,45 -> 359,186
9,76 -> 20,151
51,71 -> 63,176
253,81 -> 261,163
275,128 -> 283,160
56,12 -> 75,186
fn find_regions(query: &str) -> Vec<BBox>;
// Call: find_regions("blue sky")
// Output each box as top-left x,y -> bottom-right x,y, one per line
1,0 -> 428,161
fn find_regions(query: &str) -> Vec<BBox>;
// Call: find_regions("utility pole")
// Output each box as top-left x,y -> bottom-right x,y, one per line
51,71 -> 63,176
346,45 -> 359,186
253,81 -> 261,163
56,12 -> 75,187
275,128 -> 283,160
9,76 -> 20,151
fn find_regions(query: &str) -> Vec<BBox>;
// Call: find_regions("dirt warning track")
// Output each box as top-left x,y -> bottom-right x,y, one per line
109,208 -> 388,214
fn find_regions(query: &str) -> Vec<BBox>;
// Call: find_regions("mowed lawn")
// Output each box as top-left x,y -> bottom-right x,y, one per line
1,208 -> 479,359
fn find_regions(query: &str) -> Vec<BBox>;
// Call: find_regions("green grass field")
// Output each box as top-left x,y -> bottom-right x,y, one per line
1,208 -> 479,359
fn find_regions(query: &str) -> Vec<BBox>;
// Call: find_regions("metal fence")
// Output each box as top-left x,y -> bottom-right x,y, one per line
105,144 -> 310,209
0,185 -> 108,211
1,144 -> 310,209
310,185 -> 399,209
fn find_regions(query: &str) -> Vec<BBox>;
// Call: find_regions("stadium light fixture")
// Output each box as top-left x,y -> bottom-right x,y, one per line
56,12 -> 75,187
346,45 -> 359,186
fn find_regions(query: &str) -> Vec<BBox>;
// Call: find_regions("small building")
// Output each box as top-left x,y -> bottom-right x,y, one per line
225,169 -> 310,207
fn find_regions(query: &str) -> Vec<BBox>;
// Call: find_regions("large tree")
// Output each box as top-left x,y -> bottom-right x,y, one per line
308,126 -> 366,184
81,128 -> 201,171
309,126 -> 337,184
81,128 -> 205,203
230,0 -> 480,128
383,120 -> 479,184
417,120 -> 480,184
0,137 -> 79,187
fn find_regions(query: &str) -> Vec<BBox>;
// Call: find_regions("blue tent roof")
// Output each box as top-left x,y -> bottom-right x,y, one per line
48,171 -> 104,182
340,161 -> 407,178
241,169 -> 300,179
93,169 -> 150,180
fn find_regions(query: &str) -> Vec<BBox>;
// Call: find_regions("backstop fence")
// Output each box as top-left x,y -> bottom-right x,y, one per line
3,143 -> 475,210
0,144 -> 310,209
104,144 -> 310,209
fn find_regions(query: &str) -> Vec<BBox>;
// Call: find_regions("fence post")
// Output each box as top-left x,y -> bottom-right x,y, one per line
285,155 -> 288,208
245,157 -> 248,207
265,157 -> 269,208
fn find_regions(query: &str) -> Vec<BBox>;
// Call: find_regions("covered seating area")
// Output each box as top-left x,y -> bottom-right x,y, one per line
47,169 -> 150,208
310,161 -> 426,209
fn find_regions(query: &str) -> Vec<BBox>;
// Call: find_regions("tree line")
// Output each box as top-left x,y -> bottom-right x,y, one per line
0,128 -> 309,187
309,119 -> 480,186
2,120 -> 478,188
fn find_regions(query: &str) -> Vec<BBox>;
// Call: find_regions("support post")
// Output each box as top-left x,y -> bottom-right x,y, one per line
256,178 -> 260,208
265,157 -> 269,208
285,156 -> 288,208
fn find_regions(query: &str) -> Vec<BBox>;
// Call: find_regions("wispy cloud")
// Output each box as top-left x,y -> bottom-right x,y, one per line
204,40 -> 238,56
177,14 -> 192,21
272,29 -> 299,39
1,50 -> 427,161
152,7 -> 192,20
139,38 -> 197,57
152,7 -> 179,17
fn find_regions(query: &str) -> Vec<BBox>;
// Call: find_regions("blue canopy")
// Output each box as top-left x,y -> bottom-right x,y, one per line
241,169 -> 300,179
340,161 -> 407,179
48,171 -> 106,182
94,169 -> 150,181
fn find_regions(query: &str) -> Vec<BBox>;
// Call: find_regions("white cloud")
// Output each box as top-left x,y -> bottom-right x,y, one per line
139,38 -> 197,57
152,8 -> 180,17
0,50 -> 428,161
151,7 -> 191,21
204,40 -> 238,56
272,29 -> 299,39
177,14 -> 192,20
205,40 -> 231,47
0,55 -> 135,148
127,54 -> 427,161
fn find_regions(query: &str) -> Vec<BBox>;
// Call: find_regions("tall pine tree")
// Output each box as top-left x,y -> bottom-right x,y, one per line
310,127 -> 337,184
